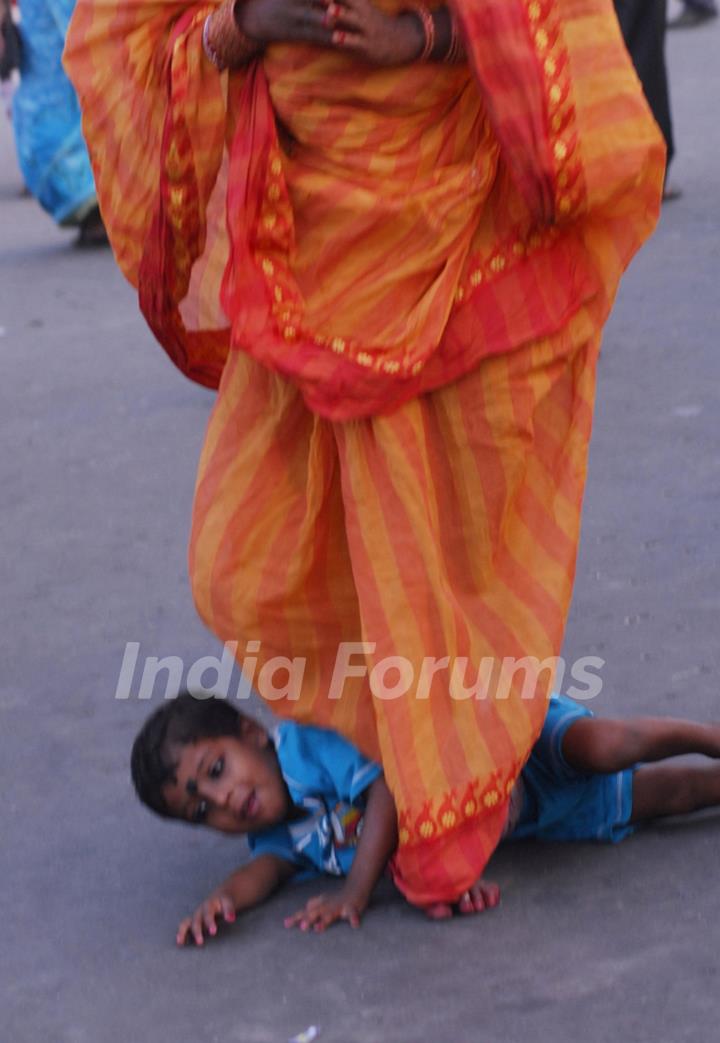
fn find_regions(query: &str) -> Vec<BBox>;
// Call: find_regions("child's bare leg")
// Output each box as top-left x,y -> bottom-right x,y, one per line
631,763 -> 720,823
561,716 -> 720,775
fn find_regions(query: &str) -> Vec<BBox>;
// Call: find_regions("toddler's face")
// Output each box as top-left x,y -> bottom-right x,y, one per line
162,723 -> 290,834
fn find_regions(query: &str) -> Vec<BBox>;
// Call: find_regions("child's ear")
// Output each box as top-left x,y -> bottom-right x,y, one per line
239,717 -> 269,748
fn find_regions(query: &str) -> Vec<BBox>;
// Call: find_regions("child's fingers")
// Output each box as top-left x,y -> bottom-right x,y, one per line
284,907 -> 310,929
342,904 -> 361,929
302,906 -> 324,930
285,896 -> 362,932
191,910 -> 206,945
176,917 -> 192,946
203,903 -> 220,936
312,906 -> 338,932
302,902 -> 331,931
284,894 -> 329,929
309,904 -> 360,931
220,895 -> 236,923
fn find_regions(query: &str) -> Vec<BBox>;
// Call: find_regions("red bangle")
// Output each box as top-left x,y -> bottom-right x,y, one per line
404,4 -> 435,62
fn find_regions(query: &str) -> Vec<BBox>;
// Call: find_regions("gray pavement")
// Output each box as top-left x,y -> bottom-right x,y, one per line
2,20 -> 719,1043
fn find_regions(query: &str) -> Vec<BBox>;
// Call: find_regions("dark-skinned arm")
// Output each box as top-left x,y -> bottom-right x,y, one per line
176,853 -> 296,946
284,774 -> 398,932
204,0 -> 464,72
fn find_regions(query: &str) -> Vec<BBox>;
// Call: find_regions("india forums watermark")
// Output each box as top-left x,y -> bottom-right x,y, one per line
115,641 -> 605,703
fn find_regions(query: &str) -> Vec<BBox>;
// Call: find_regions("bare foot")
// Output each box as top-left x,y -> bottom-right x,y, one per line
424,901 -> 454,921
458,878 -> 501,915
423,879 -> 501,920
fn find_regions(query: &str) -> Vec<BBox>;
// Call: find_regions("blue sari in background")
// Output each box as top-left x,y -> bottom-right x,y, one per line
12,0 -> 96,225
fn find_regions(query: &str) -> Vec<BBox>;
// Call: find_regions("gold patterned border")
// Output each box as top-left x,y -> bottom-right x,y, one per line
253,146 -> 553,379
161,11 -> 210,297
523,0 -> 585,220
252,0 -> 585,379
454,225 -> 560,305
396,773 -> 517,848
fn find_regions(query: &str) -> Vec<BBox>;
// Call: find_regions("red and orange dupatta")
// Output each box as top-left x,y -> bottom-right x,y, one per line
65,0 -> 663,420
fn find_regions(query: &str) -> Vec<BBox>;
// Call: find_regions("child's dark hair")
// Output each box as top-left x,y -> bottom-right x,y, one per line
130,692 -> 243,819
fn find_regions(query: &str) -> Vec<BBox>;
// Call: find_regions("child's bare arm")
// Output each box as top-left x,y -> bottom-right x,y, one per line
177,854 -> 296,946
285,775 -> 398,933
341,775 -> 398,910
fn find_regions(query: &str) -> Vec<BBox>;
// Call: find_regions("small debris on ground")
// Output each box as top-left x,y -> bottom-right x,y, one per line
289,1027 -> 319,1043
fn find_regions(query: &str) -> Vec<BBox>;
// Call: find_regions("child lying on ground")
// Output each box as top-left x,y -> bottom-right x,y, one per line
131,690 -> 720,943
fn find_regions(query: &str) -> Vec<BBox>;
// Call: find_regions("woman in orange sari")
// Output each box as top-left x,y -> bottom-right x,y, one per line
65,0 -> 664,910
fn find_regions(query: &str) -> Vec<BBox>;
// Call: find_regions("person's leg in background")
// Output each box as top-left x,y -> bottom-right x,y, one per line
614,0 -> 677,196
668,0 -> 718,31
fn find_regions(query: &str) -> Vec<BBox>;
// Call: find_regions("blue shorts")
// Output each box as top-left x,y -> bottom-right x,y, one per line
509,694 -> 636,844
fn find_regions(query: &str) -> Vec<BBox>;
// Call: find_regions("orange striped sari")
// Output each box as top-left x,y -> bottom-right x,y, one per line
65,0 -> 663,903
190,326 -> 601,903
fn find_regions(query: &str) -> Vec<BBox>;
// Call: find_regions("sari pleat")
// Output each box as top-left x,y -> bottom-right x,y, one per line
65,0 -> 664,417
188,332 -> 601,903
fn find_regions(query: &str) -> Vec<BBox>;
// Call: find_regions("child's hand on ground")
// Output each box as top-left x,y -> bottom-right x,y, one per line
176,892 -> 237,946
424,878 -> 501,921
284,889 -> 366,932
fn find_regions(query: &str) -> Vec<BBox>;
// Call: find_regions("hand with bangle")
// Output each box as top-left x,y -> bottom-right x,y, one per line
202,2 -> 261,70
202,0 -> 465,71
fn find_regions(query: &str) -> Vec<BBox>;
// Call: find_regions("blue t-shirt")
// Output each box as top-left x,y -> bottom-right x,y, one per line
247,722 -> 382,877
